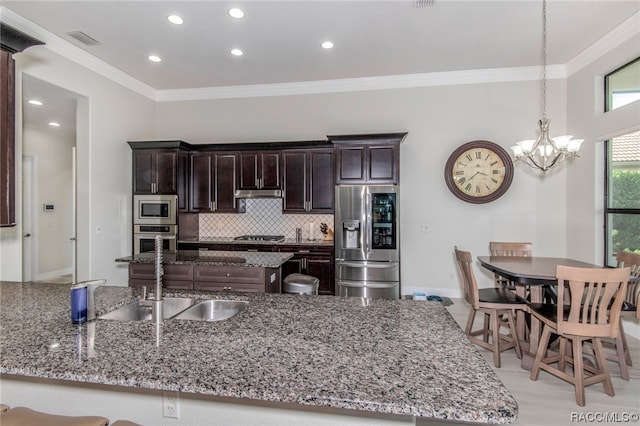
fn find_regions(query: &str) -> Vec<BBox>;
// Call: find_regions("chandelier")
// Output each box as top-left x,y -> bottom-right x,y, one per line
510,0 -> 583,173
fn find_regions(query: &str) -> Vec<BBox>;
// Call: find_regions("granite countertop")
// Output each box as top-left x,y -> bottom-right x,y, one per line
116,250 -> 294,268
0,282 -> 518,424
178,237 -> 334,247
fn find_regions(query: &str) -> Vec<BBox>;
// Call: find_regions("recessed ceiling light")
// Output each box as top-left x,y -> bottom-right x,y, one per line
48,122 -> 60,127
167,15 -> 184,25
28,99 -> 43,106
148,55 -> 162,63
321,41 -> 334,49
230,48 -> 243,56
228,8 -> 245,19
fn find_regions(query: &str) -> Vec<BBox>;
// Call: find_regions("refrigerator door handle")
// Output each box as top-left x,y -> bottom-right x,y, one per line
338,261 -> 398,269
364,187 -> 372,256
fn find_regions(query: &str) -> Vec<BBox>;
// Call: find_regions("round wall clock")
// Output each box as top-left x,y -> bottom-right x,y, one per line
444,140 -> 514,204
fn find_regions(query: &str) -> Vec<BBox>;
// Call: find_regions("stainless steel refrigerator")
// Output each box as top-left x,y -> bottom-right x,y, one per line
335,185 -> 400,299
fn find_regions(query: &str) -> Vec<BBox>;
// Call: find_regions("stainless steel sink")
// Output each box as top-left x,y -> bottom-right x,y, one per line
173,300 -> 248,322
99,297 -> 196,321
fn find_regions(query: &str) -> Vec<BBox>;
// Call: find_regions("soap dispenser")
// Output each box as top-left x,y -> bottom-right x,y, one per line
70,279 -> 106,324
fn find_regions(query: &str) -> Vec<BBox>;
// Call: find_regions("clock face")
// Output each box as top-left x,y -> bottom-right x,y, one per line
444,141 -> 514,204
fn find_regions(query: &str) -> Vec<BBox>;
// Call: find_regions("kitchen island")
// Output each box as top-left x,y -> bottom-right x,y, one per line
0,282 -> 518,425
117,250 -> 295,293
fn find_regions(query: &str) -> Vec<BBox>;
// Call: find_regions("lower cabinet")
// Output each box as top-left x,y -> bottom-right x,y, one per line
277,245 -> 335,295
172,242 -> 335,295
129,263 -> 193,290
128,263 -> 280,293
194,265 -> 280,293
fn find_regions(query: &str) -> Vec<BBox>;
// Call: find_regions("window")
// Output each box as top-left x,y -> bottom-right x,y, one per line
604,131 -> 640,266
605,57 -> 640,112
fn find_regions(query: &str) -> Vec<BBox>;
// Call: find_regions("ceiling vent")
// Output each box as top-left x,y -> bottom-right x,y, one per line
66,31 -> 101,46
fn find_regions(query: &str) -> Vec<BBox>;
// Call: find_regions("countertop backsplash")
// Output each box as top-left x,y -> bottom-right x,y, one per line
199,198 -> 334,240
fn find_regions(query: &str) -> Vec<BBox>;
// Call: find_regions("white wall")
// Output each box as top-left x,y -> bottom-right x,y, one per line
23,126 -> 75,278
156,79 -> 569,296
0,46 -> 156,285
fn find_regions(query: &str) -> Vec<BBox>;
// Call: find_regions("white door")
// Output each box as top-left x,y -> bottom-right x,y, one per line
22,155 -> 37,281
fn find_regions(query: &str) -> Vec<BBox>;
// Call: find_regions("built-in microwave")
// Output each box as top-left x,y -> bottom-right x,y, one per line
133,194 -> 177,225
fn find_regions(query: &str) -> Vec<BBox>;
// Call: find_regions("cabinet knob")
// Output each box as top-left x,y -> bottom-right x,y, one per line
226,273 -> 231,277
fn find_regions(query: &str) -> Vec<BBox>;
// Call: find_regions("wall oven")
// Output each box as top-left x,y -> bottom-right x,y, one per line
134,225 -> 177,254
133,194 -> 177,225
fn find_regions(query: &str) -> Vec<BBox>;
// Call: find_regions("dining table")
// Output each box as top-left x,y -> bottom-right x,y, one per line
477,256 -> 602,370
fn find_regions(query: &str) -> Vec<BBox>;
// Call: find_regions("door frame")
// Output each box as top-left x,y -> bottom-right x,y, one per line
22,154 -> 38,281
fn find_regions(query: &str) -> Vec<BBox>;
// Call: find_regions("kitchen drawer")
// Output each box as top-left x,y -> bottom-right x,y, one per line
336,261 -> 399,282
276,244 -> 334,256
193,282 -> 263,292
194,265 -> 265,284
129,278 -> 193,290
129,263 -> 194,281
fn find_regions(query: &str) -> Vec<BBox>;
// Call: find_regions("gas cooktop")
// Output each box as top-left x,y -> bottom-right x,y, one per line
233,235 -> 285,242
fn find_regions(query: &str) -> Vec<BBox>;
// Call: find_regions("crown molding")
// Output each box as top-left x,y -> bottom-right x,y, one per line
566,11 -> 640,77
155,66 -> 567,102
1,6 -> 632,102
0,7 -> 156,100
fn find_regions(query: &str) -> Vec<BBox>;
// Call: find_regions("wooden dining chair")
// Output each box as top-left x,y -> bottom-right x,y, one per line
603,250 -> 640,380
454,247 -> 527,368
529,265 -> 630,406
489,242 -> 533,290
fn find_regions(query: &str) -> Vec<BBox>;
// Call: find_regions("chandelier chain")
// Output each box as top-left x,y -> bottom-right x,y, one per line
509,0 -> 583,173
541,0 -> 547,120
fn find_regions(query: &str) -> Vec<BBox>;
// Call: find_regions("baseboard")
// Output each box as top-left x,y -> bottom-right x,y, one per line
38,268 -> 72,281
401,286 -> 462,299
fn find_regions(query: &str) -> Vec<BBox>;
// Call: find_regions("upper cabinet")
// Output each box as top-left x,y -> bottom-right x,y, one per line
128,141 -> 191,214
238,151 -> 281,190
1,24 -> 44,227
132,149 -> 179,194
282,148 -> 334,213
190,152 -> 244,213
329,133 -> 407,184
0,50 -> 16,227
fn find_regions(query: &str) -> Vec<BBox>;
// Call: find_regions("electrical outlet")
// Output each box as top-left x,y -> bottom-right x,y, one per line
163,391 -> 180,419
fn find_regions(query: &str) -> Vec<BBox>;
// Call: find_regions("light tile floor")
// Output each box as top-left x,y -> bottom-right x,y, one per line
443,298 -> 640,426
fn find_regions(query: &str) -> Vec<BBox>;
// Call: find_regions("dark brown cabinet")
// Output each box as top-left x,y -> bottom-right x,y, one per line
282,149 -> 334,213
132,149 -> 180,194
190,152 -> 244,213
238,151 -> 281,190
1,25 -> 43,227
277,245 -> 335,295
0,50 -> 16,227
329,133 -> 406,184
128,263 -> 194,290
128,262 -> 280,293
174,242 -> 335,295
194,265 -> 280,293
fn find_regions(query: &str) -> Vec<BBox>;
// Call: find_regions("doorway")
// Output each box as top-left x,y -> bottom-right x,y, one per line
21,75 -> 79,283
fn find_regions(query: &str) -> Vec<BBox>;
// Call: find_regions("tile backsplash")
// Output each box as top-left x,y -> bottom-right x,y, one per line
199,199 -> 334,240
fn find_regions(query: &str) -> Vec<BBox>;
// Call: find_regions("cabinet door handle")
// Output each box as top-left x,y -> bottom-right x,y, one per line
226,273 -> 231,277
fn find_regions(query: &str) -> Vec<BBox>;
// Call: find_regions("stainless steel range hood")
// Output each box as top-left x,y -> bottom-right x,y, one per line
234,189 -> 283,199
